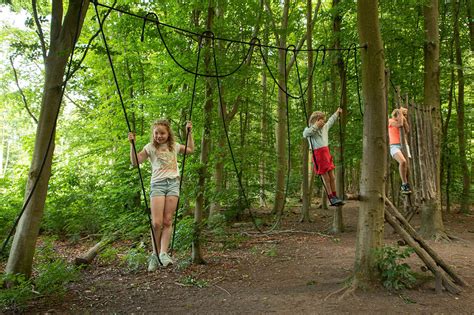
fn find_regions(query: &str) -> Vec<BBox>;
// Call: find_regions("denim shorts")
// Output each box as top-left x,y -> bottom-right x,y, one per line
150,177 -> 180,197
390,144 -> 402,157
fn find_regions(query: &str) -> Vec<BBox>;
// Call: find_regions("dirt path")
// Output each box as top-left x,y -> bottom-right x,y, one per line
22,201 -> 474,313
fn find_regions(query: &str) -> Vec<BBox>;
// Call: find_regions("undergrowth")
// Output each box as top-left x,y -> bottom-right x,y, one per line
374,245 -> 416,291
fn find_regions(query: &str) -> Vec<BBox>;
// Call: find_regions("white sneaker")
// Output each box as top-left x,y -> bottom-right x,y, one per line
147,254 -> 159,272
159,252 -> 174,267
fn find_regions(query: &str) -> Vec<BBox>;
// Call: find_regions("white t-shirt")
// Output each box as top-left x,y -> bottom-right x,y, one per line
144,142 -> 181,183
303,112 -> 338,150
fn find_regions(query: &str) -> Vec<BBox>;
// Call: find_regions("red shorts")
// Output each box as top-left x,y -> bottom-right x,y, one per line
312,147 -> 335,175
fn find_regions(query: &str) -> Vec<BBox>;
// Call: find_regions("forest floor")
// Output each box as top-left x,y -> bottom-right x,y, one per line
6,200 -> 474,314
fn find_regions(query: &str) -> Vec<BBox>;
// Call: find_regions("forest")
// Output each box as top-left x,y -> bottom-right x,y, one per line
0,0 -> 472,313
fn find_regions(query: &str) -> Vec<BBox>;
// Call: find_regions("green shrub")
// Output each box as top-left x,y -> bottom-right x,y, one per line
122,243 -> 148,272
35,260 -> 79,297
0,273 -> 35,312
1,239 -> 79,311
179,275 -> 208,288
374,245 -> 416,290
35,238 -> 80,297
172,215 -> 195,252
98,247 -> 120,264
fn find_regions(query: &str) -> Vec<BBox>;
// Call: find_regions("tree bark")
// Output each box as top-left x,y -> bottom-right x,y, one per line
353,0 -> 386,287
300,0 -> 313,223
259,31 -> 269,208
331,0 -> 345,233
192,4 -> 214,265
419,0 -> 447,239
6,0 -> 90,278
453,0 -> 470,213
273,0 -> 290,216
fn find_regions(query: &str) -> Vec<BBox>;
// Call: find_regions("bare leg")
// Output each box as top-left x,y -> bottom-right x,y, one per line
328,170 -> 337,194
393,152 -> 408,183
150,196 -> 165,254
321,172 -> 331,196
160,195 -> 178,254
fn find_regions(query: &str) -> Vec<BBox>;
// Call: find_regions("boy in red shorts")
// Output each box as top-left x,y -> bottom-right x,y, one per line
303,107 -> 344,206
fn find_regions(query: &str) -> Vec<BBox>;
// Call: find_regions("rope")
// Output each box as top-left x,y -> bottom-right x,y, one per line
210,32 -> 271,233
92,0 -> 160,259
1,0 -> 87,255
95,1 -> 365,53
258,42 -> 327,99
293,50 -> 333,202
350,44 -> 363,117
141,13 -> 256,79
169,34 -> 203,254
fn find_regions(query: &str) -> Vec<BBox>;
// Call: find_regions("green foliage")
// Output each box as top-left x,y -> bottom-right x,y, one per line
0,273 -> 35,312
208,213 -> 227,237
0,238 -> 79,311
179,275 -> 208,288
374,246 -> 417,291
265,245 -> 278,257
121,243 -> 148,272
34,239 -> 80,297
0,0 -> 471,286
172,215 -> 195,252
34,260 -> 79,297
98,246 -> 120,264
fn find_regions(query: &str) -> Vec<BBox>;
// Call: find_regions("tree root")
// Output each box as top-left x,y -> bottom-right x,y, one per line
324,283 -> 357,301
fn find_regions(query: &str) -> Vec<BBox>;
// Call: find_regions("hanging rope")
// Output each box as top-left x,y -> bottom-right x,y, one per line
209,32 -> 273,233
141,13 -> 255,79
96,1 -> 365,53
293,49 -> 333,203
168,33 -> 204,254
91,0 -> 161,260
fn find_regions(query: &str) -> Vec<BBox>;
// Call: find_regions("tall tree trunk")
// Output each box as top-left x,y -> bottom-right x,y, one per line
419,0 -> 447,239
259,32 -> 269,208
453,0 -> 470,213
192,4 -> 215,264
209,2 -> 225,219
210,1 -> 262,218
300,0 -> 313,223
331,0 -> 345,233
353,0 -> 386,287
440,31 -> 455,212
273,0 -> 290,216
6,0 -> 90,278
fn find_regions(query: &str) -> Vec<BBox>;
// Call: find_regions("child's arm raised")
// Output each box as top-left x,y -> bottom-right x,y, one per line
128,132 -> 148,166
401,107 -> 410,134
179,121 -> 194,154
326,107 -> 342,129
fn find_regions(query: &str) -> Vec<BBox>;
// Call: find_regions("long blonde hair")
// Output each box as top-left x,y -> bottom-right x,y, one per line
151,119 -> 175,152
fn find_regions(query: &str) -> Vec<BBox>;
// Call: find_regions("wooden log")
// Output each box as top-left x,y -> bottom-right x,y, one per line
384,210 -> 461,294
385,198 -> 469,287
74,235 -> 117,266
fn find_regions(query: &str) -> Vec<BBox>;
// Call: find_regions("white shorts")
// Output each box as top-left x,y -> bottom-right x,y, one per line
390,144 -> 402,158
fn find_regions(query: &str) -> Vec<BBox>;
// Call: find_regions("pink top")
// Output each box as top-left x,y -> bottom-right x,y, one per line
388,118 -> 400,145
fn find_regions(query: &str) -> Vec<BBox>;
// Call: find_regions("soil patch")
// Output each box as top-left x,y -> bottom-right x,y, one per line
9,201 -> 474,313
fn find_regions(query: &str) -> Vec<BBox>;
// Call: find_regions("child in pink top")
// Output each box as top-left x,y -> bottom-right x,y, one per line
388,107 -> 411,194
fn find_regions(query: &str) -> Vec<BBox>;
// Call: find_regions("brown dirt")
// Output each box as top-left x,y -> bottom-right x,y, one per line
12,201 -> 474,313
